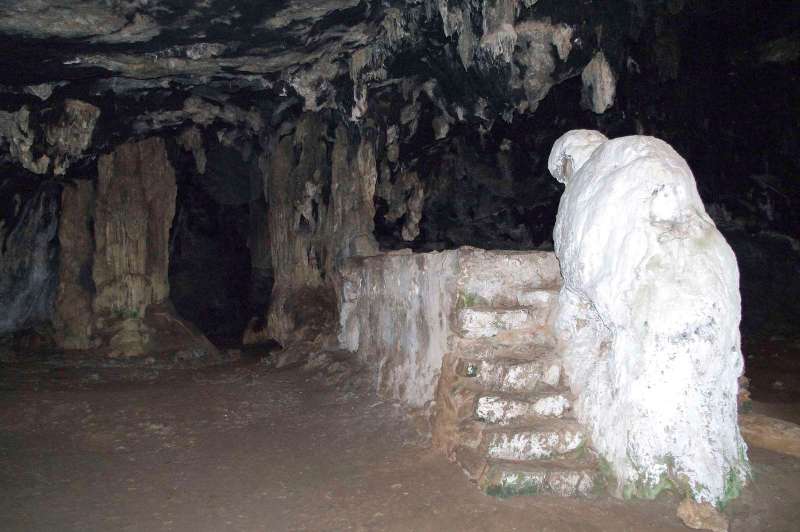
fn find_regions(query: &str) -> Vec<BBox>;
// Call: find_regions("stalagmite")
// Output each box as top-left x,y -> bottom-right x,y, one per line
93,137 -> 176,316
549,130 -> 748,505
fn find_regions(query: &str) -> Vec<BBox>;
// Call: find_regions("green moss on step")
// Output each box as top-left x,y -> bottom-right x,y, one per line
485,478 -> 541,499
113,308 -> 141,320
717,466 -> 746,509
458,291 -> 480,308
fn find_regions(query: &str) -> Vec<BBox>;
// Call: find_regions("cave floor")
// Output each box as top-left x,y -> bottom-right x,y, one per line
1,356 -> 799,532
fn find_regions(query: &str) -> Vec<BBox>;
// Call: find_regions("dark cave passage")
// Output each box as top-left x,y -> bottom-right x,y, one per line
167,134 -> 269,347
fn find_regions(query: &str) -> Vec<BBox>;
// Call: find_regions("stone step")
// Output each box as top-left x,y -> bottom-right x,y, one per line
475,392 -> 572,425
456,355 -> 562,394
457,287 -> 560,314
479,459 -> 600,498
457,306 -> 552,340
452,338 -> 557,361
480,419 -> 587,461
456,248 -> 562,308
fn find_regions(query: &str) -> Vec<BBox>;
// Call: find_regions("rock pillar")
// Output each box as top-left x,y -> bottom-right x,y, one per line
53,180 -> 95,349
93,137 -> 176,316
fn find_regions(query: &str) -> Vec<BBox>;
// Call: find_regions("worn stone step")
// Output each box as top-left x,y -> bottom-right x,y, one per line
479,459 -> 600,498
452,338 -> 557,361
456,248 -> 562,308
480,419 -> 587,461
475,392 -> 572,425
457,305 -> 552,340
456,355 -> 562,394
457,286 -> 560,314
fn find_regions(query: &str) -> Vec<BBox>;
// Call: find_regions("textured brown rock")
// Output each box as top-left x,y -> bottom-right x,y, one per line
676,497 -> 729,532
264,115 -> 378,346
53,180 -> 96,349
93,302 -> 219,360
739,413 -> 800,458
106,316 -> 152,358
176,126 -> 206,174
376,169 -> 424,242
93,137 -> 176,317
45,99 -> 101,175
242,316 -> 272,346
0,106 -> 50,174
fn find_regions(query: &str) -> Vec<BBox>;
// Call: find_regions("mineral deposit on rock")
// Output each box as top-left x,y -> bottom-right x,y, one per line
549,129 -> 748,504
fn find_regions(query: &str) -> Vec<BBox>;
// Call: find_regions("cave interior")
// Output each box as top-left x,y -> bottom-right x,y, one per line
0,0 -> 799,530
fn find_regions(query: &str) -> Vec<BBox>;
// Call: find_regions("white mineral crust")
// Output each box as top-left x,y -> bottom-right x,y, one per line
549,130 -> 748,504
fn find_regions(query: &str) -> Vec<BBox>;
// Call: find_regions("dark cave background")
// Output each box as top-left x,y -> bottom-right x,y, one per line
0,0 -> 797,350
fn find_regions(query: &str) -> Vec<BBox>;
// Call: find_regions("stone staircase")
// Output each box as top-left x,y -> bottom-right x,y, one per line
433,249 -> 602,498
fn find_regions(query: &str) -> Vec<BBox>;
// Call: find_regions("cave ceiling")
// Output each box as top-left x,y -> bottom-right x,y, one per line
0,1 -> 798,244
0,0 -> 640,136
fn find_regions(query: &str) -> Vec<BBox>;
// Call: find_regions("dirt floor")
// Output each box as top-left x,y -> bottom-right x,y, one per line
1,351 -> 800,532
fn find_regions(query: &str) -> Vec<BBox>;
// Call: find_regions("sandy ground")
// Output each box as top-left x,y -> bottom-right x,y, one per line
1,356 -> 799,532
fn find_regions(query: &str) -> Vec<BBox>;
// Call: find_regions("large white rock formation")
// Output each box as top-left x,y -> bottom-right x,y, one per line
549,130 -> 748,505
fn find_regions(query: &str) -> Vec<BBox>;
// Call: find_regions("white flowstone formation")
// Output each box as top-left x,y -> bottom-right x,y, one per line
549,130 -> 749,504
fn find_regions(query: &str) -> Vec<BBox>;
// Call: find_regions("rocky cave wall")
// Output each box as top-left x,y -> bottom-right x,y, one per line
0,0 -> 797,352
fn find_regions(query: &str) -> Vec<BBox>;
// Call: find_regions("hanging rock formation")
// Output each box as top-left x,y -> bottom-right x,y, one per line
549,130 -> 748,505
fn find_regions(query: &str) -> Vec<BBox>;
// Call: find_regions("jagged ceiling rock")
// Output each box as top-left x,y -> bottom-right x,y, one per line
0,0 -> 641,189
0,1 -> 130,39
0,99 -> 100,176
0,106 -> 50,174
0,1 -> 630,126
45,99 -> 101,175
0,2 -> 795,248
580,51 -> 616,114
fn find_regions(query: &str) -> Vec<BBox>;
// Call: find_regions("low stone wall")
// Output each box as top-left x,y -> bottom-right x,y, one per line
335,247 -> 561,410
336,249 -> 459,409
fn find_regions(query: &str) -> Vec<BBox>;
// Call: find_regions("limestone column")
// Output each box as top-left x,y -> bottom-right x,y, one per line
93,137 -> 176,317
53,180 -> 95,349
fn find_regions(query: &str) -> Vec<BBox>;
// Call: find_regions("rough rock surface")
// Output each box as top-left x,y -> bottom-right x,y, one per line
44,99 -> 100,175
53,180 -> 95,350
93,137 -> 176,316
0,183 -> 60,334
97,302 -> 219,361
550,130 -> 748,504
264,114 -> 378,345
581,52 -> 616,114
336,247 -> 599,497
337,249 -> 457,408
739,413 -> 800,459
0,107 -> 50,174
676,497 -> 729,532
337,247 -> 562,411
